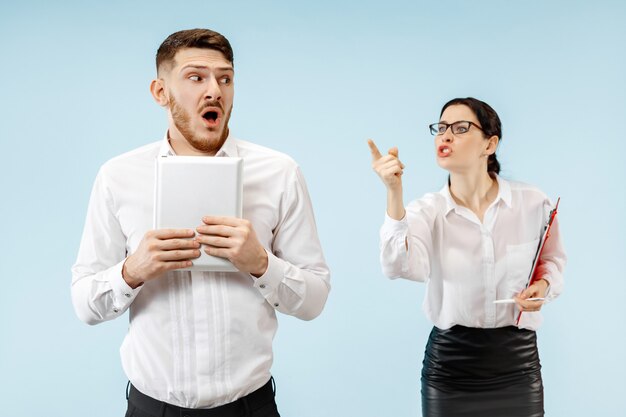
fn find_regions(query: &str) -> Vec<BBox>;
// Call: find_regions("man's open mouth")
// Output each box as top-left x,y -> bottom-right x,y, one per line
202,110 -> 219,123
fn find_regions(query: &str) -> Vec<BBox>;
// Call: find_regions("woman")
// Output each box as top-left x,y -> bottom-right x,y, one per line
368,97 -> 565,417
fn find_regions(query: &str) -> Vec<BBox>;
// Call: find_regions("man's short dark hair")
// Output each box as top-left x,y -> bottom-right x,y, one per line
156,29 -> 234,74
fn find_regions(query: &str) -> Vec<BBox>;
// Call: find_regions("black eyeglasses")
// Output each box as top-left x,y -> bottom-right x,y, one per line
429,121 -> 483,136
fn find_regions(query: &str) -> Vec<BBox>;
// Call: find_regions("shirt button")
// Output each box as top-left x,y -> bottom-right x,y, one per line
113,308 -> 119,313
124,293 -> 131,298
260,284 -> 266,289
274,303 -> 279,307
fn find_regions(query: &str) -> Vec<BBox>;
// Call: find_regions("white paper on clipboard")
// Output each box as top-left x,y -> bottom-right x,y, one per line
523,197 -> 560,289
516,197 -> 560,325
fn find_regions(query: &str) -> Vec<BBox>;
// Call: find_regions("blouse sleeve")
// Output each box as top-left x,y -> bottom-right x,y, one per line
379,201 -> 434,282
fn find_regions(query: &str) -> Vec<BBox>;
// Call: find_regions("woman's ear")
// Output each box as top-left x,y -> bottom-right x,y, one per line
485,135 -> 499,156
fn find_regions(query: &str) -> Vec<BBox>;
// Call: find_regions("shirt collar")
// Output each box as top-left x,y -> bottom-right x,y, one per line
496,174 -> 512,208
158,131 -> 238,157
439,173 -> 512,215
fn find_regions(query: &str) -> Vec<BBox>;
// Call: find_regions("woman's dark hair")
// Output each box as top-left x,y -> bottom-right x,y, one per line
440,97 -> 502,174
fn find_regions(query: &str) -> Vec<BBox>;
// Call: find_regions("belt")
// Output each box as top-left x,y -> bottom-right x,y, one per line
127,378 -> 275,417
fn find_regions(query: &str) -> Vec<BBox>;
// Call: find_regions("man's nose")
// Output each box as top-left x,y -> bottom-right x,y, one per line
204,76 -> 222,101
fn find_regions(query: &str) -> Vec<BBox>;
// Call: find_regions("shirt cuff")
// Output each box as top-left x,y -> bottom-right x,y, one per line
252,250 -> 285,309
382,212 -> 408,232
109,259 -> 142,312
539,276 -> 554,302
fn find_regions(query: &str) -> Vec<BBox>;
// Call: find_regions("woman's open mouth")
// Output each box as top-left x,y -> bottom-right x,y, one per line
438,145 -> 452,157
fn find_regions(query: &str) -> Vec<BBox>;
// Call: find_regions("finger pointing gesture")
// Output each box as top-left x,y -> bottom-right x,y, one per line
368,139 -> 404,191
368,138 -> 383,161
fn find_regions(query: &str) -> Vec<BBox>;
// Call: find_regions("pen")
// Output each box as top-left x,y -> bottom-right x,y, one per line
493,298 -> 545,304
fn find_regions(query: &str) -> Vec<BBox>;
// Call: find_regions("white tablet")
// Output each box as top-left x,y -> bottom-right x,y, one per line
154,155 -> 243,272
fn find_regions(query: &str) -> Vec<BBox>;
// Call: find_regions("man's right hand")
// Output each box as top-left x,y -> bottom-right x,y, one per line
122,229 -> 201,289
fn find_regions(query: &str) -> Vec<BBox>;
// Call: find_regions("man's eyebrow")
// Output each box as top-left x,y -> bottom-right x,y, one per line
180,64 -> 234,72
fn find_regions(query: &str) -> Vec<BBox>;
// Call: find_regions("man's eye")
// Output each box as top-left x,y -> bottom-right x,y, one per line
220,77 -> 232,85
189,75 -> 201,81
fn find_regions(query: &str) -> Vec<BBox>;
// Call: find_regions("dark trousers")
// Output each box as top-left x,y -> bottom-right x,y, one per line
125,378 -> 280,417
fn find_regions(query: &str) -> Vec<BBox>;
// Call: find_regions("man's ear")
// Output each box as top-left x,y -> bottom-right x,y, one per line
150,78 -> 168,107
485,135 -> 499,156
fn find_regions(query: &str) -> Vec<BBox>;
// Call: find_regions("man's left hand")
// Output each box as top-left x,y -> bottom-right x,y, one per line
195,216 -> 268,277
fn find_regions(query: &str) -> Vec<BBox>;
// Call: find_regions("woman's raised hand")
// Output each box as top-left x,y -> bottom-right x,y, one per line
368,139 -> 404,191
368,139 -> 406,220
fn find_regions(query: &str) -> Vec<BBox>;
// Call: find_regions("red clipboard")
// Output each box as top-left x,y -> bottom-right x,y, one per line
516,197 -> 560,325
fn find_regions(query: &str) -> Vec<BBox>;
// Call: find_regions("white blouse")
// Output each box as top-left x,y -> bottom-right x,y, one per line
379,175 -> 566,330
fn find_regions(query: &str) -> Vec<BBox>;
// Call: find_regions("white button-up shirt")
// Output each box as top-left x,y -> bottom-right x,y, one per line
71,135 -> 330,408
379,175 -> 565,331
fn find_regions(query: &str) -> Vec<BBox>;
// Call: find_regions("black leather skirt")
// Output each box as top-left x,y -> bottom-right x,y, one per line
421,325 -> 544,417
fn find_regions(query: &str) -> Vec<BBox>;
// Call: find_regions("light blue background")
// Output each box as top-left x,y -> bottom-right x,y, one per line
1,1 -> 624,416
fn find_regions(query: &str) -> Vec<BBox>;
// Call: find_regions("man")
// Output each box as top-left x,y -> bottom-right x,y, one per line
71,29 -> 330,417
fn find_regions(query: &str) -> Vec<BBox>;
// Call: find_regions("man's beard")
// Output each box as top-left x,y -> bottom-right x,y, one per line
169,95 -> 231,154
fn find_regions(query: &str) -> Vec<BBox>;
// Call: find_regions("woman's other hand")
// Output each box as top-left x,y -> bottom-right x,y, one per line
514,278 -> 550,312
